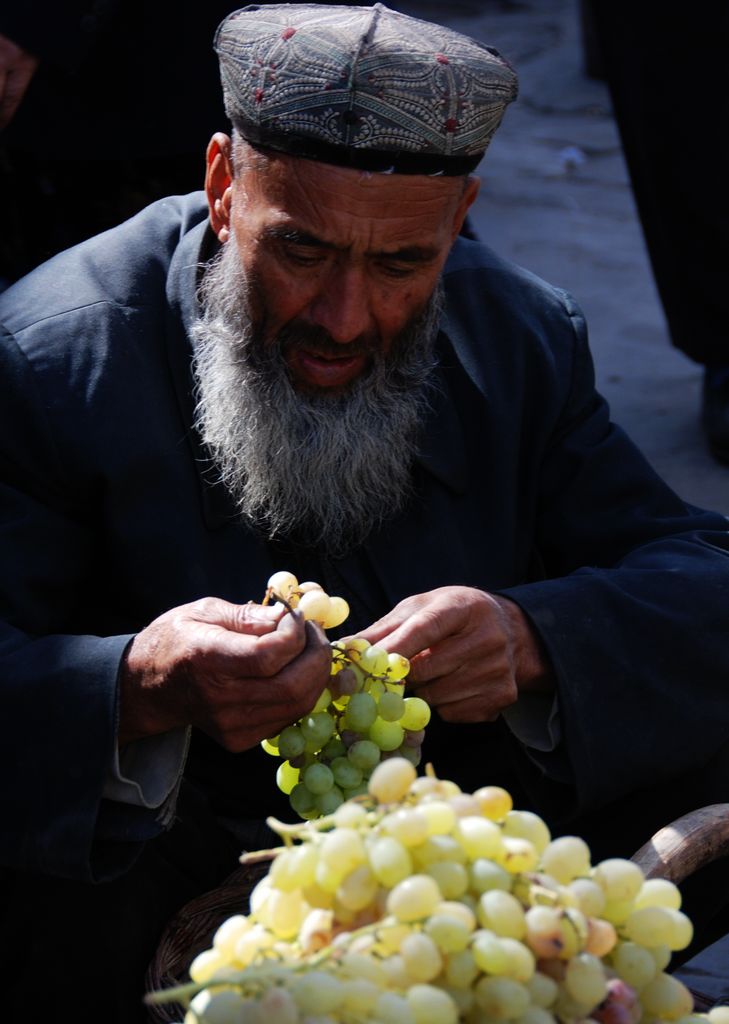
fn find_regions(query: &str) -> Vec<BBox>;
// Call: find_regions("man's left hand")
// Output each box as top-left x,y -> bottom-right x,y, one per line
357,587 -> 553,722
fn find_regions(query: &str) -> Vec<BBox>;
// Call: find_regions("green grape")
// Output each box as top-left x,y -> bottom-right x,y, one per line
303,762 -> 334,795
455,815 -> 504,860
261,737 -> 279,756
425,860 -> 469,899
276,760 -> 299,795
336,864 -> 378,912
321,735 -> 347,760
407,984 -> 459,1024
342,781 -> 369,799
343,691 -> 378,732
425,912 -> 473,953
564,952 -> 607,1009
527,971 -> 559,1008
368,678 -> 386,699
540,835 -> 592,883
330,756 -> 363,790
592,857 -> 645,904
348,739 -> 381,772
368,755 -> 416,802
311,687 -> 332,714
474,976 -> 530,1019
381,807 -> 429,847
469,858 -> 512,894
494,936 -> 535,983
289,782 -> 318,819
386,874 -> 442,922
358,644 -> 390,675
472,930 -> 510,974
322,595 -> 350,630
377,690 -> 405,721
289,971 -> 345,1015
385,652 -> 410,681
315,786 -> 344,816
399,696 -> 431,730
611,940 -> 658,989
369,717 -> 404,751
368,835 -> 413,887
277,725 -> 306,760
401,932 -> 443,981
300,711 -> 336,749
478,889 -> 527,939
397,744 -> 422,767
640,972 -> 693,1019
267,570 -> 298,600
419,799 -> 457,836
445,949 -> 479,989
502,809 -> 551,855
634,878 -> 682,910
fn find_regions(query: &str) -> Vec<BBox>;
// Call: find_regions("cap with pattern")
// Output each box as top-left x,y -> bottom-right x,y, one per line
214,3 -> 518,176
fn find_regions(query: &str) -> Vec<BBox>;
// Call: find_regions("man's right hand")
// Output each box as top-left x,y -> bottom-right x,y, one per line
118,597 -> 332,751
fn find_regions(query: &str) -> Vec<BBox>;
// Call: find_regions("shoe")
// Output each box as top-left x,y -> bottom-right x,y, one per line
702,367 -> 729,465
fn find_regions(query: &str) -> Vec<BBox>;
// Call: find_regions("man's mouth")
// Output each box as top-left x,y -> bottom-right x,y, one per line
286,347 -> 370,390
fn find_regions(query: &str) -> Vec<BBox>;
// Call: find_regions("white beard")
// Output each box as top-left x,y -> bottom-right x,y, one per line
190,239 -> 443,556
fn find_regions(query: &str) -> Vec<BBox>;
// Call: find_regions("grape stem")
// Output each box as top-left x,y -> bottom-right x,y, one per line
143,918 -> 390,1007
262,587 -> 295,613
264,801 -> 379,843
238,848 -> 279,865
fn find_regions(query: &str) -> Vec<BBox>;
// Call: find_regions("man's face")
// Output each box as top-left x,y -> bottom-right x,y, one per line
215,143 -> 478,393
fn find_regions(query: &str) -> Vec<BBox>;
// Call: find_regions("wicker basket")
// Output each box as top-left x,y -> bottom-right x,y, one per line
145,859 -> 271,1023
144,805 -> 729,1022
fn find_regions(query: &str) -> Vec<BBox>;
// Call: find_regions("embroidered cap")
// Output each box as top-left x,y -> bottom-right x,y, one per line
214,3 -> 518,176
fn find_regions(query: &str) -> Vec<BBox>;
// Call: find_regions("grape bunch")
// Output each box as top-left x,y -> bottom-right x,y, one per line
261,571 -> 430,821
147,758 -> 726,1024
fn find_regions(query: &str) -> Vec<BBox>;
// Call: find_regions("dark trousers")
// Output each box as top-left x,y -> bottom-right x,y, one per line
587,2 -> 729,366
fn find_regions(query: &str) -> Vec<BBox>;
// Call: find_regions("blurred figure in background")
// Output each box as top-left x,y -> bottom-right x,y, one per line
581,2 -> 729,465
0,1 -> 237,286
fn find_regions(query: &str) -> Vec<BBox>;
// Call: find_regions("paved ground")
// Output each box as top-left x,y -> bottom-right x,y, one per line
399,0 -> 729,515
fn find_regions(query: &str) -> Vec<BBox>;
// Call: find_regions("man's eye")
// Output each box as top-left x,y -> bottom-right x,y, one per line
282,245 -> 325,267
378,261 -> 419,279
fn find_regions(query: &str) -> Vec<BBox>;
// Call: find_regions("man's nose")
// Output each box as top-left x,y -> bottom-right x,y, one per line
307,266 -> 374,345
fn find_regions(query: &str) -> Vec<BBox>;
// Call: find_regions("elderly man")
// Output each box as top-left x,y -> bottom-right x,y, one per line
0,4 -> 727,1020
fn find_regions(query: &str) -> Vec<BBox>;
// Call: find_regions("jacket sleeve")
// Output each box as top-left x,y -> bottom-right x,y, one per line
0,325 -> 165,882
499,292 -> 729,818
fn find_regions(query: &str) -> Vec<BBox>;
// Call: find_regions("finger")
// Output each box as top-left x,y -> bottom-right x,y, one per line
407,628 -> 508,685
216,622 -> 333,747
353,607 -> 411,647
436,697 -> 501,724
410,666 -> 516,719
360,600 -> 475,661
201,608 -> 308,676
192,596 -> 284,636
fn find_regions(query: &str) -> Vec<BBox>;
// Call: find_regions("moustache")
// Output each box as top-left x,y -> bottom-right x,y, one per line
276,322 -> 380,361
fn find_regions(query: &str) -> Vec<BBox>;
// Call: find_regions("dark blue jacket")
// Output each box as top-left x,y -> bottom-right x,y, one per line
1,193 -> 727,881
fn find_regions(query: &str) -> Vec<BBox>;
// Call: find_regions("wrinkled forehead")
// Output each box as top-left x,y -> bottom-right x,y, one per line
234,146 -> 470,250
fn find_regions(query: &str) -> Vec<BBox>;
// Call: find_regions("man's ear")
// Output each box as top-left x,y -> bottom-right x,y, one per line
451,176 -> 481,242
206,133 -> 234,243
